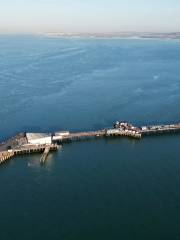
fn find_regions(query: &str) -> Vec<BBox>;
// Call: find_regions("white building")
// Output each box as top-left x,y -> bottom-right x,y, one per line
55,131 -> 70,137
52,131 -> 70,141
52,135 -> 63,141
26,133 -> 52,145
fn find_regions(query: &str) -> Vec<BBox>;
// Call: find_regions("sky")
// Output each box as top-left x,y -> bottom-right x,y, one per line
0,0 -> 180,33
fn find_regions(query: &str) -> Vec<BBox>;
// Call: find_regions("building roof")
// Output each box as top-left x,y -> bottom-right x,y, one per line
26,133 -> 51,140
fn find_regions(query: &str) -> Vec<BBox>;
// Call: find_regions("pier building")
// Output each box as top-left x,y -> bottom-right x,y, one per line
26,133 -> 52,145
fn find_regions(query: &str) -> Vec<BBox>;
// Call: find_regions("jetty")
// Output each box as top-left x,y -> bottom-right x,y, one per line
0,121 -> 180,165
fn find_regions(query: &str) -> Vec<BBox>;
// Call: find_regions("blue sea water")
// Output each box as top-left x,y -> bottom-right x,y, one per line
0,35 -> 180,239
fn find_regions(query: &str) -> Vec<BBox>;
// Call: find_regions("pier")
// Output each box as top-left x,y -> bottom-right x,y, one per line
0,121 -> 180,165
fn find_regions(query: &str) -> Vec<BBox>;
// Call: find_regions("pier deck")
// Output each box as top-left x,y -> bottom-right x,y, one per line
61,130 -> 106,141
59,129 -> 142,142
0,144 -> 58,165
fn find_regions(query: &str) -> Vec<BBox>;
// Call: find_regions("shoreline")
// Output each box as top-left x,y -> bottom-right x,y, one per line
1,32 -> 180,41
43,32 -> 180,40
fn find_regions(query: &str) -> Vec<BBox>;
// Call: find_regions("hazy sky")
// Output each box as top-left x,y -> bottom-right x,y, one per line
0,0 -> 180,33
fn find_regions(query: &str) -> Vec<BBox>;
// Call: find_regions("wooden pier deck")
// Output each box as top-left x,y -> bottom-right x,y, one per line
60,129 -> 141,142
13,144 -> 55,155
0,144 -> 58,165
61,130 -> 106,142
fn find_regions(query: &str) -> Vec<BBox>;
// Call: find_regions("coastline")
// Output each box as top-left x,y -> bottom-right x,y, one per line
1,32 -> 180,41
42,32 -> 180,40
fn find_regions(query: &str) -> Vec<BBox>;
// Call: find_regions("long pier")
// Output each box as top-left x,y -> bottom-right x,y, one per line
0,121 -> 180,165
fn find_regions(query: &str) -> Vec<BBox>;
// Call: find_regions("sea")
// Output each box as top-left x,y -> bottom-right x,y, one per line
0,35 -> 180,240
